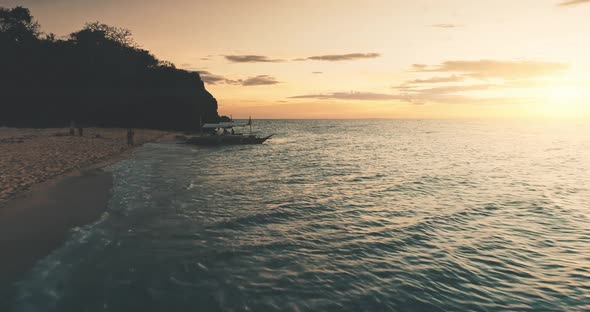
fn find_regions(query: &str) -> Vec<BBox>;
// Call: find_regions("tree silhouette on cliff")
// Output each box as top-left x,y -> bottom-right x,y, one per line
0,6 -> 221,130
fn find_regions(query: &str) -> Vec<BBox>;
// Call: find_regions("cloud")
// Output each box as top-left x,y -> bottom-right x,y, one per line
289,85 -> 497,103
413,59 -> 569,79
288,58 -> 572,106
411,64 -> 428,70
429,24 -> 460,28
288,82 -> 531,106
305,53 -> 381,61
391,83 -> 501,105
407,75 -> 464,84
240,75 -> 281,86
403,84 -> 497,94
400,84 -> 497,99
312,71 -> 323,74
223,53 -> 381,63
198,71 -> 230,84
396,59 -> 574,105
197,71 -> 280,86
558,0 -> 590,6
225,55 -> 284,63
289,91 -> 403,101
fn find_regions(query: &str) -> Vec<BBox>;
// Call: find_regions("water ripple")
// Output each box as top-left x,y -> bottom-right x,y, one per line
9,120 -> 590,311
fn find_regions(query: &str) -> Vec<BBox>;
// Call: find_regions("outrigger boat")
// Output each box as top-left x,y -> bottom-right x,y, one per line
184,117 -> 273,146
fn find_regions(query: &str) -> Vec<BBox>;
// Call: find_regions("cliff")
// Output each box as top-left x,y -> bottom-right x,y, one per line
0,7 -> 220,131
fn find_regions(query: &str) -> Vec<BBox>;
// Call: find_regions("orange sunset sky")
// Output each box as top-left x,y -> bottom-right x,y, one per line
4,0 -> 590,119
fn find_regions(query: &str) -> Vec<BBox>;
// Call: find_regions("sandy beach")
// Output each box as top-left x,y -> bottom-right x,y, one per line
0,127 -> 167,203
0,127 -> 169,284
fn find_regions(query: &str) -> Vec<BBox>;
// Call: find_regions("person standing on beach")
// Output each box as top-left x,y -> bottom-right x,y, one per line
69,121 -> 75,136
127,128 -> 135,146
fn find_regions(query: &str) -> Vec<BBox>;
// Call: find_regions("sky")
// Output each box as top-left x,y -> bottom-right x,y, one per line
3,0 -> 590,119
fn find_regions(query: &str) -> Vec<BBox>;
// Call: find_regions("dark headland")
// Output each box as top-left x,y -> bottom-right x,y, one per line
1,6 -> 225,130
0,6 -> 224,287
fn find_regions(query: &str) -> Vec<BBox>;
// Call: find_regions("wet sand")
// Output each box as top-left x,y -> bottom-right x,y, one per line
0,168 -> 113,283
0,128 -> 170,284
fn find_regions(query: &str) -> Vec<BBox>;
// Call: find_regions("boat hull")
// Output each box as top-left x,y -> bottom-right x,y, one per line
185,134 -> 272,146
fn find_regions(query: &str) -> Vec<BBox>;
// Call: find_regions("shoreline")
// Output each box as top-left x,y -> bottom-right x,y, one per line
0,130 -> 174,285
0,132 -> 169,207
0,167 -> 114,284
0,128 -> 172,205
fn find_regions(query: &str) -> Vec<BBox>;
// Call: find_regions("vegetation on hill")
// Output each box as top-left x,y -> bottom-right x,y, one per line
0,6 -> 221,130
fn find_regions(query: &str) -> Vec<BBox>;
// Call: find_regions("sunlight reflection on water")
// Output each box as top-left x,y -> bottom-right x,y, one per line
10,120 -> 590,311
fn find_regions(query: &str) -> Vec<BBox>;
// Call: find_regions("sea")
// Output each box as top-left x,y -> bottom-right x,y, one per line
3,120 -> 590,311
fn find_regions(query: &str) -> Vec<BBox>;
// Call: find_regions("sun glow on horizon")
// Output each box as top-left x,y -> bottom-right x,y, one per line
535,82 -> 588,118
9,0 -> 590,119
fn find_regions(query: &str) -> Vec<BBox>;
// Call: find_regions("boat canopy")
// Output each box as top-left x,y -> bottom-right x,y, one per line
202,122 -> 249,129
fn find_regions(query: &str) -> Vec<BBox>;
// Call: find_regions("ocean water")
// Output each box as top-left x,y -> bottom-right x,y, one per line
5,120 -> 590,311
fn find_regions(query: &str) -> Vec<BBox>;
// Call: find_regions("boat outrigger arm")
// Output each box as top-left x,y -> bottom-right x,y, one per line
185,118 -> 273,145
201,122 -> 248,129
